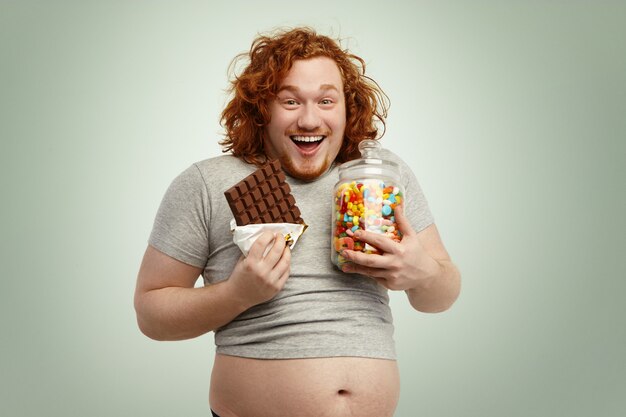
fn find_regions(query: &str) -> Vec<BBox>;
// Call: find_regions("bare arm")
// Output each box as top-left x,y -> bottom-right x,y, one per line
402,224 -> 461,313
134,232 -> 291,341
339,206 -> 461,313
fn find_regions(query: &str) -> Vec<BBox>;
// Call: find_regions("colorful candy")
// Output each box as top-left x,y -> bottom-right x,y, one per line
332,179 -> 403,267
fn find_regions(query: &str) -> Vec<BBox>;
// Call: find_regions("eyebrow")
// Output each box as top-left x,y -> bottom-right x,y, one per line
278,84 -> 341,93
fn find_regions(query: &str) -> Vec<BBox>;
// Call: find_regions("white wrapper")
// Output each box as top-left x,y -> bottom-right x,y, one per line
230,219 -> 306,257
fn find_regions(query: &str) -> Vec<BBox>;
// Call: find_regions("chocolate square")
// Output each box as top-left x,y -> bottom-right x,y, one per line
224,159 -> 305,226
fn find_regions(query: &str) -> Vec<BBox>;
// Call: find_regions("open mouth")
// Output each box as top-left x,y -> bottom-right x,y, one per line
290,135 -> 326,152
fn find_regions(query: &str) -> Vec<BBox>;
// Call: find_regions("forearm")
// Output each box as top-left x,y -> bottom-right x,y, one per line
405,260 -> 461,313
135,280 -> 249,341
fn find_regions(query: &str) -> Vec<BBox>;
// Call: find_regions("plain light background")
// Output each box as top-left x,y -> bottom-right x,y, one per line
1,1 -> 624,416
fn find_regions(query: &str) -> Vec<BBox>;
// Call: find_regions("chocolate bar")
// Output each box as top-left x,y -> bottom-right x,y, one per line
224,160 -> 305,226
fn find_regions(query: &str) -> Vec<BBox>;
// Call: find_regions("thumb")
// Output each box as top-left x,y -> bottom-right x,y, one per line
394,204 -> 415,238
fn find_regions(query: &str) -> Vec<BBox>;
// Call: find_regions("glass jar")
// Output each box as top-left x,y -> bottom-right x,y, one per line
331,140 -> 404,268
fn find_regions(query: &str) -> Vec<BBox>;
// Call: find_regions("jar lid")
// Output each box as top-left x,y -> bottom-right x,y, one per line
338,140 -> 400,179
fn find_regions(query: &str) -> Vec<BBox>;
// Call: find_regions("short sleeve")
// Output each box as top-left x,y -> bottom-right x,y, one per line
399,161 -> 435,233
148,164 -> 211,268
381,149 -> 435,233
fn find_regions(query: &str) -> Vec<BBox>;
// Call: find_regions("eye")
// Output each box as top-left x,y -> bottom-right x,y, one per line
320,99 -> 334,105
283,99 -> 299,106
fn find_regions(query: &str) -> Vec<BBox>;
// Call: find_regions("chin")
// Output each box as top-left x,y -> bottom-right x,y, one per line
281,157 -> 330,181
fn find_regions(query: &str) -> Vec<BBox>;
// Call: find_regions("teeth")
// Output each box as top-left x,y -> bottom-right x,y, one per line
291,135 -> 324,142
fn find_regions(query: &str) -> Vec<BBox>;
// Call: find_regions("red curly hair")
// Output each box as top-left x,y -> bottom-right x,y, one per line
219,27 -> 390,166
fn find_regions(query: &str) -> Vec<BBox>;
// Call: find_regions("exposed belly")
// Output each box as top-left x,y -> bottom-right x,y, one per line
209,354 -> 400,417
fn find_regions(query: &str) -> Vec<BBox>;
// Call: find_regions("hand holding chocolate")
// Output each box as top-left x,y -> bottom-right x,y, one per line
224,160 -> 306,256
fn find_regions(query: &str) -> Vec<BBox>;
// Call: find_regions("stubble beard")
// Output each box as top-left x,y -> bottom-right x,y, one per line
279,154 -> 333,181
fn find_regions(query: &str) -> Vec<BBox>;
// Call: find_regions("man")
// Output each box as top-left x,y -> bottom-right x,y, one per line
134,27 -> 460,417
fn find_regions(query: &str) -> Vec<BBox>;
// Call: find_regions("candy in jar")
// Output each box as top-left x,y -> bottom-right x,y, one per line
331,140 -> 405,269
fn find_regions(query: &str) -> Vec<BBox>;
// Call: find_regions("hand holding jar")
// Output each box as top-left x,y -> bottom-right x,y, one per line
331,140 -> 405,268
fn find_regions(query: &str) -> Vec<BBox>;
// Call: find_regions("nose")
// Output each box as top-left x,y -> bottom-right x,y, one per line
297,104 -> 322,131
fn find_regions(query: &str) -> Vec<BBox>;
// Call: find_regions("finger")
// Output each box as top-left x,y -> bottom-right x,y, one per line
341,249 -> 391,270
275,248 -> 291,284
247,231 -> 277,259
262,233 -> 288,266
341,261 -> 385,280
274,244 -> 291,276
352,229 -> 398,254
393,205 -> 415,238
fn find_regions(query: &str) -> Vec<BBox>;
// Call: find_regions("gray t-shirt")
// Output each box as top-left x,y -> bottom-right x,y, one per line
149,150 -> 433,359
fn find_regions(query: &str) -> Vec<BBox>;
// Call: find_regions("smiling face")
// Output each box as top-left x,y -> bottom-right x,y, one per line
264,56 -> 347,181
